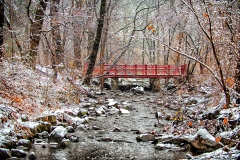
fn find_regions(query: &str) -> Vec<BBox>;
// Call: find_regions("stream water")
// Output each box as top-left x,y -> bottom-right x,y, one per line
27,91 -> 187,160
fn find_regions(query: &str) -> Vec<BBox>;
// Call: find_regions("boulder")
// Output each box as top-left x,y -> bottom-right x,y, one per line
37,131 -> 49,139
21,121 -> 51,136
60,138 -> 71,148
187,99 -> 198,105
49,142 -> 59,149
119,108 -> 130,116
67,134 -> 78,142
96,106 -> 106,116
0,148 -> 11,159
11,149 -> 27,158
0,136 -> 17,149
17,139 -> 31,149
66,126 -> 75,133
41,131 -> 49,139
136,134 -> 155,142
130,86 -> 144,94
108,99 -> 118,107
35,115 -> 57,125
28,152 -> 37,160
49,126 -> 68,142
33,139 -> 48,148
155,143 -> 180,150
77,109 -> 88,117
92,126 -> 100,130
189,128 -> 221,153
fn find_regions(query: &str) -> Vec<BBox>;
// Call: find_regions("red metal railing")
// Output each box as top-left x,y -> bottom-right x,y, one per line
83,64 -> 188,78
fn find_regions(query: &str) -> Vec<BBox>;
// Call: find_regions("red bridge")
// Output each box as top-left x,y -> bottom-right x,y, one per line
84,64 -> 188,78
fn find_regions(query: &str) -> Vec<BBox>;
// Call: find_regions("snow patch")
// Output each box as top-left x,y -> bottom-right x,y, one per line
192,128 -> 215,142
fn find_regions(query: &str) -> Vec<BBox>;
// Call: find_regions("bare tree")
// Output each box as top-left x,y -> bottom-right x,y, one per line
83,0 -> 107,85
180,0 -> 240,106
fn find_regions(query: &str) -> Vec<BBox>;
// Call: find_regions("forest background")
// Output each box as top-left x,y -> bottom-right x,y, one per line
0,0 -> 239,106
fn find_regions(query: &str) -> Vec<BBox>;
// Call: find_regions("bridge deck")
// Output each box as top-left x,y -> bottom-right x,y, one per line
84,64 -> 187,79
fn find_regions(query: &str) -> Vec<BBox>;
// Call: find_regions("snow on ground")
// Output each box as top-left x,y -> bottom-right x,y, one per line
0,61 -> 239,159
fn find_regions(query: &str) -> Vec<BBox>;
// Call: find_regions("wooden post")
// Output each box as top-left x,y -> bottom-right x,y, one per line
135,64 -> 137,75
111,78 -> 118,90
100,64 -> 104,91
150,79 -> 160,92
114,65 -> 116,76
145,65 -> 147,75
167,65 -> 170,77
124,64 -> 126,76
155,65 -> 157,76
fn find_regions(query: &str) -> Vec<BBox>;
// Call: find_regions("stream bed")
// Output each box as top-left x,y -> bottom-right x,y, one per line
28,91 -> 187,160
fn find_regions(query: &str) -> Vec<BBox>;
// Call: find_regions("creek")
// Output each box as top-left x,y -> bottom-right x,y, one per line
27,91 -> 187,160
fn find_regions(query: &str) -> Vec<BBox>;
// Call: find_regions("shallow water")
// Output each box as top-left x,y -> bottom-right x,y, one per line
27,91 -> 186,160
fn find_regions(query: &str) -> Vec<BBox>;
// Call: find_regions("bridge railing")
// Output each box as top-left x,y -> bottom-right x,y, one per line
83,64 -> 187,78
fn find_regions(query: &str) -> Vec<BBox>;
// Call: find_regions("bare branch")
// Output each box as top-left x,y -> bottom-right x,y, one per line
164,43 -> 223,87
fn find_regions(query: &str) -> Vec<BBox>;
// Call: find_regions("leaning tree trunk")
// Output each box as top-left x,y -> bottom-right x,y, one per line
0,0 -> 4,62
29,0 -> 48,68
83,0 -> 107,85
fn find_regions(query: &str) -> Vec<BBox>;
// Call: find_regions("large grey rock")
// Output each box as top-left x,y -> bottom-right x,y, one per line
49,126 -> 68,142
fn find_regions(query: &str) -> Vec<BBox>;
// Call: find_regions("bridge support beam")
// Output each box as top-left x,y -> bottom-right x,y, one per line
150,79 -> 160,91
111,78 -> 119,90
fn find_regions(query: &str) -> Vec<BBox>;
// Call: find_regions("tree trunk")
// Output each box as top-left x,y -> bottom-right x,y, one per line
234,3 -> 240,94
51,0 -> 64,79
0,0 -> 4,61
73,0 -> 83,68
100,4 -> 111,90
29,0 -> 48,67
83,0 -> 107,85
86,1 -> 95,56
